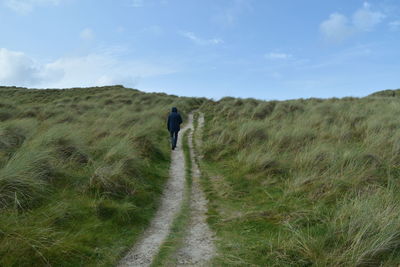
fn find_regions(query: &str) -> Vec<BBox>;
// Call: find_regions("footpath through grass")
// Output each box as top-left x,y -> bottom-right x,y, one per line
199,93 -> 400,266
0,86 -> 203,266
151,129 -> 192,266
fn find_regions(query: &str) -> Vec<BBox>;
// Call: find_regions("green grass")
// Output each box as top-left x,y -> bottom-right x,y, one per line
0,85 -> 203,266
3,84 -> 400,266
199,91 -> 400,266
152,129 -> 192,266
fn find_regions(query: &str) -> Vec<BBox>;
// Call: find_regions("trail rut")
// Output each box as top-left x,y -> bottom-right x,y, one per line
176,113 -> 216,266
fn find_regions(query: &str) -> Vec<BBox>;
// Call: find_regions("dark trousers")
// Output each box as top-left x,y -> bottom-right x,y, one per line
170,131 -> 179,148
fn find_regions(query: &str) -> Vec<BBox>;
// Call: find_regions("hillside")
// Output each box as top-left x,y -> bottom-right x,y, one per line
2,85 -> 400,266
0,86 -> 203,266
369,89 -> 400,97
199,92 -> 400,265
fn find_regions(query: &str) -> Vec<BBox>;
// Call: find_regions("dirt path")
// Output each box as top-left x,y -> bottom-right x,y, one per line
118,114 -> 193,267
176,113 -> 216,266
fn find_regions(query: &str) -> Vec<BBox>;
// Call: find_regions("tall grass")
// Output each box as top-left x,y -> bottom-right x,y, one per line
200,90 -> 400,266
0,85 -> 203,266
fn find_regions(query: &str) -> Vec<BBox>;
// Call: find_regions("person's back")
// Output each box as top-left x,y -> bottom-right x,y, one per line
167,107 -> 183,150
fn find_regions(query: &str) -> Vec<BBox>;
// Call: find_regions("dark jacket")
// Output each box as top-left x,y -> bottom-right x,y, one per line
167,107 -> 183,132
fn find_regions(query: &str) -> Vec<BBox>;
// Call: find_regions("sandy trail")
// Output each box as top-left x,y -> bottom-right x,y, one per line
118,114 -> 193,267
176,113 -> 216,266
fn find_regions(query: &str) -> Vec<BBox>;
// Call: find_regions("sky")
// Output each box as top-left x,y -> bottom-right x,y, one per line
0,0 -> 399,100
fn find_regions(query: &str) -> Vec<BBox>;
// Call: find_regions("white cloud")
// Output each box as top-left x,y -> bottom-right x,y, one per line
320,13 -> 353,43
265,52 -> 292,60
126,0 -> 168,8
0,48 -> 41,85
3,0 -> 63,14
353,2 -> 385,31
180,31 -> 223,45
320,2 -> 385,43
43,53 -> 176,88
80,28 -> 95,41
0,47 -> 177,88
130,0 -> 144,7
389,20 -> 400,31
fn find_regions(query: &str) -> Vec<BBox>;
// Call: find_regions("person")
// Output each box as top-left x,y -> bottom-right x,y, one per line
167,107 -> 183,150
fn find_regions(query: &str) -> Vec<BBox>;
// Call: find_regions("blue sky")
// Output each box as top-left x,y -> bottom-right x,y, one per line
0,0 -> 399,100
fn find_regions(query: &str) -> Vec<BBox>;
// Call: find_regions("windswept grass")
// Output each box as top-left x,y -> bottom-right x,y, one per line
200,90 -> 400,266
3,83 -> 400,266
0,85 -> 203,266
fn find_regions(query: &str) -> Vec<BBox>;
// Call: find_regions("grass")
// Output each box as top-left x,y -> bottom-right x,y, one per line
199,90 -> 400,266
0,85 -> 203,266
152,129 -> 192,266
3,84 -> 400,266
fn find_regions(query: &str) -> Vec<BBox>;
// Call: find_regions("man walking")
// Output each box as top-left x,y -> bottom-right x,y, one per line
167,107 -> 183,150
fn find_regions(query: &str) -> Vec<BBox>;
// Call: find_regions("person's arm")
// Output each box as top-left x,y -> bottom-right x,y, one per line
178,114 -> 183,125
167,116 -> 170,131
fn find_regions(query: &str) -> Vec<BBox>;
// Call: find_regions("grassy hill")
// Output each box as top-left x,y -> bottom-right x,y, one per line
369,89 -> 400,97
2,85 -> 400,266
0,85 -> 203,266
199,91 -> 400,266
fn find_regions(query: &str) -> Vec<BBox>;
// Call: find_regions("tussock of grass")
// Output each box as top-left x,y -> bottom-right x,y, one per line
0,147 -> 53,209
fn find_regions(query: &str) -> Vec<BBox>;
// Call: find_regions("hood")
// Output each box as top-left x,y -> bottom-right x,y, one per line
171,107 -> 178,113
